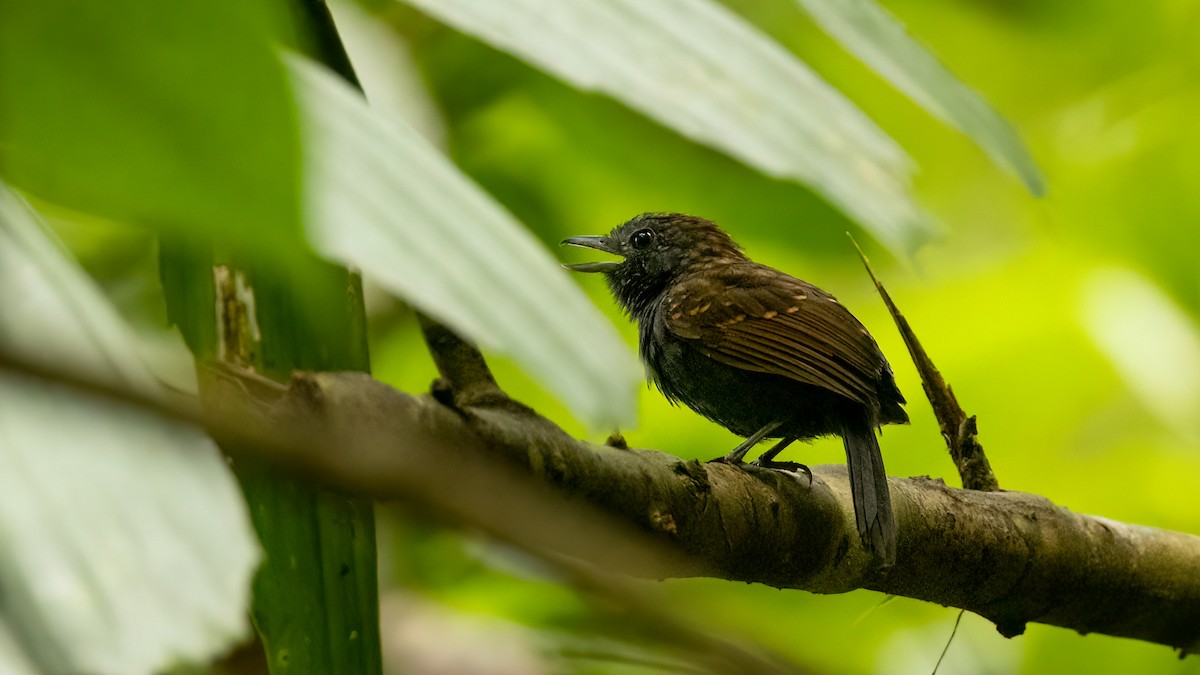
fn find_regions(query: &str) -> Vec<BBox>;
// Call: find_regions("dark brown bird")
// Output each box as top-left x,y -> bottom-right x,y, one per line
563,213 -> 906,565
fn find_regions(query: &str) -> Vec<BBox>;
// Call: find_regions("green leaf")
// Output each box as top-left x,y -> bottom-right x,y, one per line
397,0 -> 935,254
0,621 -> 39,675
793,0 -> 1044,195
0,0 -> 302,254
288,55 -> 642,428
328,0 -> 446,144
0,183 -> 260,675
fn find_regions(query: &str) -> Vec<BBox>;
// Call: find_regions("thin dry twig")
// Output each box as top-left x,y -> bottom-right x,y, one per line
849,235 -> 999,492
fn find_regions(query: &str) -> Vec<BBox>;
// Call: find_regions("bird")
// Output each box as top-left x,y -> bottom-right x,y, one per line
562,213 -> 906,565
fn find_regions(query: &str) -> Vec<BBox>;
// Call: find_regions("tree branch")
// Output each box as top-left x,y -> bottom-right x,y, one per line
0,349 -> 805,675
423,314 -> 1200,654
5,333 -> 1199,656
270,368 -> 1200,655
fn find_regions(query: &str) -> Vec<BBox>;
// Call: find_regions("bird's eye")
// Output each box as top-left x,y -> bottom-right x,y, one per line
630,229 -> 655,250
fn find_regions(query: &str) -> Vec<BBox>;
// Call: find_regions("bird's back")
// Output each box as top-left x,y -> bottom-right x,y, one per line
641,261 -> 907,436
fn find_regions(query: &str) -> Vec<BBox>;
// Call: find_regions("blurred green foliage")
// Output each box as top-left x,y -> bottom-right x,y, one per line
36,0 -> 1200,672
0,0 -> 304,261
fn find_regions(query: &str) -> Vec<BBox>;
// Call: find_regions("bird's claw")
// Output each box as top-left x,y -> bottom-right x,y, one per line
750,459 -> 813,484
707,454 -> 812,486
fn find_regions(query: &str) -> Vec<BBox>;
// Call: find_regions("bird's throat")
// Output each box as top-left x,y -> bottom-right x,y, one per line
605,267 -> 670,322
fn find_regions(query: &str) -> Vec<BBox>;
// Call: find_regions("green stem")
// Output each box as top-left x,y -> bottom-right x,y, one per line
161,2 -> 382,659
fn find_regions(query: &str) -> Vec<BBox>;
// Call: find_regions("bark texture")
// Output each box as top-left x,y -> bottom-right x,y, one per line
263,367 -> 1200,656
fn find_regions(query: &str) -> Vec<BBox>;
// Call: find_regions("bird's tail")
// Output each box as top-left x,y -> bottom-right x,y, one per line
841,410 -> 896,566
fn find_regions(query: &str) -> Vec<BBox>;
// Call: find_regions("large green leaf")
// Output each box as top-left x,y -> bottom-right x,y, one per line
793,0 -> 1044,195
0,621 -> 38,675
0,184 -> 260,675
397,0 -> 935,254
0,0 -> 301,255
288,55 -> 641,428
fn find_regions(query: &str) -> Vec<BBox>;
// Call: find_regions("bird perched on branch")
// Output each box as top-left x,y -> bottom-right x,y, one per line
563,213 -> 906,565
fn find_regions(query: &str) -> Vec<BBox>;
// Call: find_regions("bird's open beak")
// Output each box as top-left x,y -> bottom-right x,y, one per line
561,235 -> 622,273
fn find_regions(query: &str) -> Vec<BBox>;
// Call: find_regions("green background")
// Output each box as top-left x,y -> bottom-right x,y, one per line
47,0 -> 1200,672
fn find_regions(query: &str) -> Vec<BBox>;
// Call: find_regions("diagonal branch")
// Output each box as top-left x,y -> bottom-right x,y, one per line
0,349 -> 806,675
4,340 -> 1199,656
276,366 -> 1200,655
415,317 -> 1197,654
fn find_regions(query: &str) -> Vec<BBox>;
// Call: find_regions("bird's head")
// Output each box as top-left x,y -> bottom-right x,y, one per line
562,213 -> 744,317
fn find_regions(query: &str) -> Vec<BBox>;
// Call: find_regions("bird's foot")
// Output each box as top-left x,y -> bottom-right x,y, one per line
706,454 -> 743,465
749,458 -> 813,484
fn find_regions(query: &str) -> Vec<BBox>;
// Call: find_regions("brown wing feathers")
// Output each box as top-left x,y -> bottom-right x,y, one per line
729,316 -> 872,402
665,267 -> 885,409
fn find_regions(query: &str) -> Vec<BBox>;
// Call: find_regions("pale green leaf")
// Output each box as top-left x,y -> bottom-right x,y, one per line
0,184 -> 260,675
287,56 -> 641,428
397,0 -> 935,254
329,0 -> 446,145
794,0 -> 1044,194
0,620 -> 39,675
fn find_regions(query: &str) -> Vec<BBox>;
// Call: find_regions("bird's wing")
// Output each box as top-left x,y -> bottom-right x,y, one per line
662,265 -> 885,406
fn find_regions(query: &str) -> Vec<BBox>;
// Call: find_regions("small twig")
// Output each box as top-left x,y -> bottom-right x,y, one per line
848,235 -> 1000,492
932,610 -> 965,675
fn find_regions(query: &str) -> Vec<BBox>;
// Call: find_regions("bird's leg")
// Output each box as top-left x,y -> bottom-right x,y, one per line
751,438 -> 812,482
710,421 -> 782,464
752,437 -> 795,465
